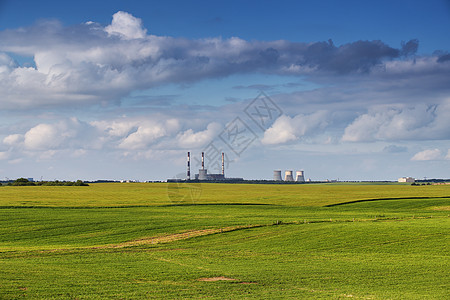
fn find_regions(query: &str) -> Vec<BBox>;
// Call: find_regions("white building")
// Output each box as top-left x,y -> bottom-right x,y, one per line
398,177 -> 415,183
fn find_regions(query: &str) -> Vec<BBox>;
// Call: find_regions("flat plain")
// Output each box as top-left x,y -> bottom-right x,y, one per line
0,183 -> 449,299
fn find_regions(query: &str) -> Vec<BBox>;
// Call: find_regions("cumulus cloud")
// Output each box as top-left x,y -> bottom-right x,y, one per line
91,118 -> 180,151
0,52 -> 18,73
177,123 -> 222,148
1,116 -> 186,158
105,11 -> 147,39
0,11 -> 438,109
22,118 -> 97,150
1,118 -> 102,157
411,149 -> 442,161
262,111 -> 329,145
3,134 -> 23,146
118,124 -> 167,150
342,103 -> 450,142
24,123 -> 61,150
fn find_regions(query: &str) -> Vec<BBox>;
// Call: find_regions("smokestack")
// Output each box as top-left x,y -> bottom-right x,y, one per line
187,152 -> 191,180
201,152 -> 205,170
221,153 -> 225,176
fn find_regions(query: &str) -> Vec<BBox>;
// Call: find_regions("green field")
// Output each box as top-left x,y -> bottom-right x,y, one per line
0,183 -> 449,299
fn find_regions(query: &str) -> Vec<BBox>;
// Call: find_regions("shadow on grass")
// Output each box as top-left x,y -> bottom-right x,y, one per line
0,203 -> 278,209
159,203 -> 278,207
325,196 -> 450,207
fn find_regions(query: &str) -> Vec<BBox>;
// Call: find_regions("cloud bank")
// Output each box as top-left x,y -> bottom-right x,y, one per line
0,11 -> 439,110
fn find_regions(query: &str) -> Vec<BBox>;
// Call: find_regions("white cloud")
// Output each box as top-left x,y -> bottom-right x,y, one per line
91,120 -> 138,137
38,150 -> 58,160
411,149 -> 442,161
177,122 -> 222,148
342,110 -> 394,142
0,116 -> 181,159
105,11 -> 147,40
3,134 -> 24,146
10,118 -> 97,151
262,115 -> 297,145
262,111 -> 329,145
342,103 -> 450,142
118,124 -> 167,150
0,52 -> 17,73
445,149 -> 450,160
91,117 -> 181,151
24,123 -> 61,150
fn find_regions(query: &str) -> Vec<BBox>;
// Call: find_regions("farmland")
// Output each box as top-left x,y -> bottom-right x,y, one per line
0,183 -> 449,299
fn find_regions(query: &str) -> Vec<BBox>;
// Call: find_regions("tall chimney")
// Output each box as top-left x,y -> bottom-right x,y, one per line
221,152 -> 225,176
201,152 -> 205,170
187,152 -> 190,180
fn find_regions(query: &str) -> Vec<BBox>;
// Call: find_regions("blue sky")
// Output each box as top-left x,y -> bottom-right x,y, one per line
0,0 -> 449,181
1,0 -> 449,51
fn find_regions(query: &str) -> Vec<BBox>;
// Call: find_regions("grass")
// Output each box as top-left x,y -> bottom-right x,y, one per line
1,182 -> 449,207
0,183 -> 449,299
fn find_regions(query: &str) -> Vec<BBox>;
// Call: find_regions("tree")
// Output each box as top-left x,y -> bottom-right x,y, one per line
12,178 -> 36,186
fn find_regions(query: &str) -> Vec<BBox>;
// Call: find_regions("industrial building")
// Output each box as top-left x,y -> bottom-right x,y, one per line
398,177 -> 415,183
193,152 -> 225,180
180,152 -> 243,181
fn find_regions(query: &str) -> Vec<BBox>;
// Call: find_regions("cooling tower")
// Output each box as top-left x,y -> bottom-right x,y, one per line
273,170 -> 282,181
296,171 -> 305,182
284,170 -> 294,181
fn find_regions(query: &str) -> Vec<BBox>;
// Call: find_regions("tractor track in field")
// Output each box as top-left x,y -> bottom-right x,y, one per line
92,224 -> 264,249
0,224 -> 266,257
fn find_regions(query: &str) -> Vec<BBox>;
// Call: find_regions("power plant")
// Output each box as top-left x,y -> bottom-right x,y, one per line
170,152 -> 306,183
273,169 -> 306,182
169,152 -> 242,182
195,151 -> 226,180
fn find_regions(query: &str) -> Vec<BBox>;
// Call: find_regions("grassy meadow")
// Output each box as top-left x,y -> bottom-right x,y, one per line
0,183 -> 449,299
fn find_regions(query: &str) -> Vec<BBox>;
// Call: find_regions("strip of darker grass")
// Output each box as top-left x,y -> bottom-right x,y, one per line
325,196 -> 450,207
0,203 -> 277,209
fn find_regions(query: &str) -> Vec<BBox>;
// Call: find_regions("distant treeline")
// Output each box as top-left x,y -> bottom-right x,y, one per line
4,178 -> 88,186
